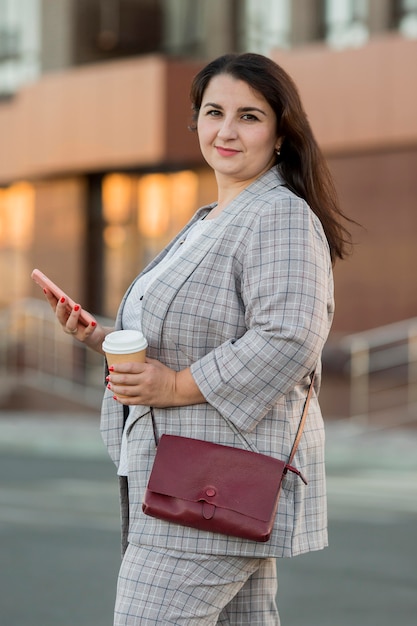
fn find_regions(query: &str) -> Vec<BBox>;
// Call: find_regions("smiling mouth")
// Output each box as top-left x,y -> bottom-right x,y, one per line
215,146 -> 240,156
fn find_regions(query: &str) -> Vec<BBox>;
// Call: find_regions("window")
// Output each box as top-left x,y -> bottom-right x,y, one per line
243,0 -> 291,53
74,0 -> 163,65
0,0 -> 40,96
161,0 -> 205,56
325,0 -> 369,48
398,0 -> 417,37
0,181 -> 35,302
101,170 -> 200,316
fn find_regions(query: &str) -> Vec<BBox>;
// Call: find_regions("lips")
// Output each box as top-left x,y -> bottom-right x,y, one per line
215,146 -> 240,157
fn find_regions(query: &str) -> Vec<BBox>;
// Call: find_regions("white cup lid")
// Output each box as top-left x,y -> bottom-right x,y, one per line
102,330 -> 148,354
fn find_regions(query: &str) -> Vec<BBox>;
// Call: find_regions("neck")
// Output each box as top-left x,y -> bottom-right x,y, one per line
207,176 -> 252,219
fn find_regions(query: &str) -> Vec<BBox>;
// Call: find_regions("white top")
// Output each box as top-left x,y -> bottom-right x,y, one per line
117,217 -> 211,475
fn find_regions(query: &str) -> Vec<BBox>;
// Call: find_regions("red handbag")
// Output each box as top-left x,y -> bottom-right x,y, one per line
142,372 -> 315,542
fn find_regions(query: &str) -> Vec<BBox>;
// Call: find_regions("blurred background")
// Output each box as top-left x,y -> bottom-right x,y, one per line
0,1 -> 416,625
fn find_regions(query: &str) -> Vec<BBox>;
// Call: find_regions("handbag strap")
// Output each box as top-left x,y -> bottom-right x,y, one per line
150,369 -> 316,465
287,369 -> 316,467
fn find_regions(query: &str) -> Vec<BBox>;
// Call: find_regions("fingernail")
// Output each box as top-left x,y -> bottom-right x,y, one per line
109,366 -> 114,372
91,321 -> 97,327
113,395 -> 118,401
105,375 -> 110,381
43,288 -> 47,294
74,305 -> 80,312
107,383 -> 111,390
60,297 -> 65,303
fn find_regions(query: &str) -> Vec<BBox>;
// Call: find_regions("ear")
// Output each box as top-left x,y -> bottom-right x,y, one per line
275,137 -> 283,152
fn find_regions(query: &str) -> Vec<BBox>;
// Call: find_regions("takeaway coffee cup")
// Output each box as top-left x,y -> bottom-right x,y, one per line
102,329 -> 148,367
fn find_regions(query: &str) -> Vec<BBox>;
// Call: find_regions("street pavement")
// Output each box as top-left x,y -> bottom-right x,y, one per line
0,411 -> 416,626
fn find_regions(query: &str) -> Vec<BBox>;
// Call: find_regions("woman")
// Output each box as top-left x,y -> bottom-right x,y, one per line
47,53 -> 351,625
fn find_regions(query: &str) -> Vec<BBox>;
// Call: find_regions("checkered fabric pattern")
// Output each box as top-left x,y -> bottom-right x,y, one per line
100,166 -> 333,559
114,544 -> 279,625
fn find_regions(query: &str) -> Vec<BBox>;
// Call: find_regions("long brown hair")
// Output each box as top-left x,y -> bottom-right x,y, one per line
190,53 -> 353,263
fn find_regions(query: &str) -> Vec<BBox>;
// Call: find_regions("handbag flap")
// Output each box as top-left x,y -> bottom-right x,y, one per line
147,435 -> 287,522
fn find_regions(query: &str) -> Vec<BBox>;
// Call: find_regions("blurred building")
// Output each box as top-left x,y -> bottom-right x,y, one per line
0,0 -> 416,332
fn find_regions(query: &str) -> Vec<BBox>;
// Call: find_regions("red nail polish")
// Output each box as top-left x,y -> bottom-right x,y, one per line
91,321 -> 97,327
109,366 -> 114,372
113,395 -> 118,400
105,375 -> 110,381
60,297 -> 65,303
74,305 -> 80,312
107,383 -> 111,390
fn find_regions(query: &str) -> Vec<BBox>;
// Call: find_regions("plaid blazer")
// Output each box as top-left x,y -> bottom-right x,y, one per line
100,167 -> 334,558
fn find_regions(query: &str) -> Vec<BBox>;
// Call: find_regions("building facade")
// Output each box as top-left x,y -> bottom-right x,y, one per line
0,0 -> 416,332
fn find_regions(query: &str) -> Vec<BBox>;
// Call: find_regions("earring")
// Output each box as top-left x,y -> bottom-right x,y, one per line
275,148 -> 281,156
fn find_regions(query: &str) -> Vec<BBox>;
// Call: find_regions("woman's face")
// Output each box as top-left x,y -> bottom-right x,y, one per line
197,74 -> 281,187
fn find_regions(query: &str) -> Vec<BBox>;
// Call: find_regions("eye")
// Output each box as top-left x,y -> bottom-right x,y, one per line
241,113 -> 259,121
205,109 -> 222,117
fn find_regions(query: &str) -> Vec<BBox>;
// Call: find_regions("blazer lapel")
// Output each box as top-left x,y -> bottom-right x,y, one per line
139,168 -> 286,353
115,167 -> 285,333
102,167 -> 286,459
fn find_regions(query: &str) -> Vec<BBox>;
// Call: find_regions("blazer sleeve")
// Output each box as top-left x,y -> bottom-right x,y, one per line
190,194 -> 334,432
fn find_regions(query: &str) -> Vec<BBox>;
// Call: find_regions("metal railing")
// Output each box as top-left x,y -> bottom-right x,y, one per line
0,298 -> 113,410
1,299 -> 417,425
340,317 -> 417,423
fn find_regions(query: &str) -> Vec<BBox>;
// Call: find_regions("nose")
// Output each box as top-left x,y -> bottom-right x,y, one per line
217,116 -> 238,140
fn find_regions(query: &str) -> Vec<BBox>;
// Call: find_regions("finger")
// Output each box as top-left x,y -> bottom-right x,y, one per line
112,394 -> 137,406
63,326 -> 78,335
107,370 -> 147,393
43,288 -> 59,310
60,301 -> 80,333
84,320 -> 98,337
68,303 -> 82,324
108,362 -> 146,374
55,296 -> 72,324
110,381 -> 141,400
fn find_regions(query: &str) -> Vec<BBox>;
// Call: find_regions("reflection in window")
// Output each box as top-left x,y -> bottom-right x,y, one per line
162,0 -> 205,56
137,174 -> 171,239
102,174 -> 133,225
0,182 -> 34,250
243,0 -> 291,52
0,0 -> 41,96
102,169 -> 199,317
102,175 -> 130,251
0,181 -> 35,303
137,171 -> 198,239
325,0 -> 369,48
398,0 -> 417,37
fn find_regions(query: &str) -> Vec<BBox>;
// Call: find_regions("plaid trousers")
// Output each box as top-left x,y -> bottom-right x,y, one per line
114,543 -> 280,625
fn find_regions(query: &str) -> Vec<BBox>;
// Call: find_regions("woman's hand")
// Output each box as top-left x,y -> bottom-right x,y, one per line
43,289 -> 113,354
107,358 -> 205,408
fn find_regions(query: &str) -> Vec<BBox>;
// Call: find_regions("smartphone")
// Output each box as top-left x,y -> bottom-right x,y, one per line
31,268 -> 96,327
